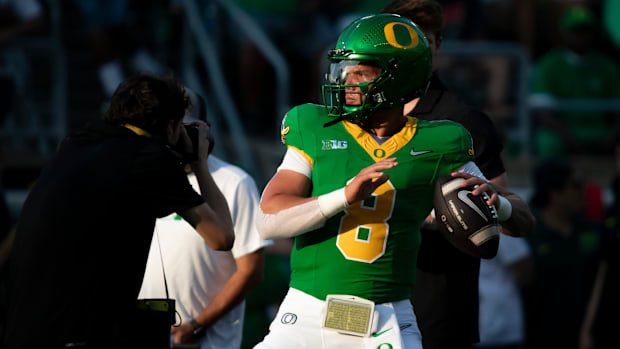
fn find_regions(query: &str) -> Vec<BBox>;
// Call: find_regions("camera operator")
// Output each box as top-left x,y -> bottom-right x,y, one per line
2,73 -> 234,348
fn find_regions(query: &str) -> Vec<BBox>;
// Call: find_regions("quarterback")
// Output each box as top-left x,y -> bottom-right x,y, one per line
256,14 -> 503,349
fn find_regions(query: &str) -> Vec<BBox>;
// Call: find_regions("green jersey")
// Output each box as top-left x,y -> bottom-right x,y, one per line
281,104 -> 474,303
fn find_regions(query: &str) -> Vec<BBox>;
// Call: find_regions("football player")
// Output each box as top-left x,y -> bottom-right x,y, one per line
255,14 -> 528,349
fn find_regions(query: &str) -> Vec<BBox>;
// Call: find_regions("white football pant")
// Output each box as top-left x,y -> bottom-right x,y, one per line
254,288 -> 422,349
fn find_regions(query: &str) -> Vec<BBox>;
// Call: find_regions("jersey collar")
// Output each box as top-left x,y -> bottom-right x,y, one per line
342,116 -> 418,162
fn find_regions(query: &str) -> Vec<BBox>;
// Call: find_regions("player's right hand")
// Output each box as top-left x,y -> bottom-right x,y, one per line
344,158 -> 398,204
451,172 -> 498,207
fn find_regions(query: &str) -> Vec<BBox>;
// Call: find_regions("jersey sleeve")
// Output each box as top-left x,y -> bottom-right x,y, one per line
465,110 -> 506,180
419,122 -> 475,186
441,122 -> 476,172
424,123 -> 475,184
280,106 -> 315,168
277,147 -> 312,178
458,161 -> 488,181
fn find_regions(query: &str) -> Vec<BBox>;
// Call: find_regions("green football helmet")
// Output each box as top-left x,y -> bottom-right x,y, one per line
322,14 -> 432,123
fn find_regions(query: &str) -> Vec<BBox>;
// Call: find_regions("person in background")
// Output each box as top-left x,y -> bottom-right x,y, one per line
240,238 -> 292,349
525,160 -> 601,349
139,120 -> 271,349
2,73 -> 234,348
530,5 -> 620,158
476,235 -> 532,349
578,141 -> 620,349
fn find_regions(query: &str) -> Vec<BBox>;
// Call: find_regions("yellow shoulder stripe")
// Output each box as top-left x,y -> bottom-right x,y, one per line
287,145 -> 314,168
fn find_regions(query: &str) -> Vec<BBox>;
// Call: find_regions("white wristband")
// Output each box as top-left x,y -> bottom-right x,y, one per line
497,195 -> 513,222
318,187 -> 350,218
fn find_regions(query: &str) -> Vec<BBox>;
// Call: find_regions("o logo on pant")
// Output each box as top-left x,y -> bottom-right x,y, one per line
281,313 -> 297,324
384,22 -> 419,49
377,344 -> 393,349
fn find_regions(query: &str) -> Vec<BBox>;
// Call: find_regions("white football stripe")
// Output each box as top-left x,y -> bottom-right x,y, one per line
441,178 -> 465,196
469,225 -> 500,246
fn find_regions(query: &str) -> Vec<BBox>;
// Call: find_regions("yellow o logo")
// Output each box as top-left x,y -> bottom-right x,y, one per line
384,22 -> 419,49
373,149 -> 386,158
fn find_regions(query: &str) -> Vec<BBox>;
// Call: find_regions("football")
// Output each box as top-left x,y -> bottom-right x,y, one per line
433,174 -> 500,259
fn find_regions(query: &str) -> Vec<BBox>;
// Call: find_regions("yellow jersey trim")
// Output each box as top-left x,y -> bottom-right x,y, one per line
122,124 -> 152,138
342,116 -> 418,162
287,145 -> 314,168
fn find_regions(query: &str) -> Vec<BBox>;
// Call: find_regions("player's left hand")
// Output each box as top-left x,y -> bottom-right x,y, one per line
171,322 -> 198,344
451,172 -> 499,207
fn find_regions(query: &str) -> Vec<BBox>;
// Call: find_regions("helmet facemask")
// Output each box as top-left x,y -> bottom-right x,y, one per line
322,60 -> 391,123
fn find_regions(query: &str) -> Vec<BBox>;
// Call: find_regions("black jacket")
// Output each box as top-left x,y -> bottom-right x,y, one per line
3,120 -> 203,348
409,73 -> 506,348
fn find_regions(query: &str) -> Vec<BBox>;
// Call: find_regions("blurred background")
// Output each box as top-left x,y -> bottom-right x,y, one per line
1,0 -> 619,348
2,0 -> 620,199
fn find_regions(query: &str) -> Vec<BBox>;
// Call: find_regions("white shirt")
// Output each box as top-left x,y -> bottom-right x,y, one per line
139,155 -> 271,349
477,235 -> 530,346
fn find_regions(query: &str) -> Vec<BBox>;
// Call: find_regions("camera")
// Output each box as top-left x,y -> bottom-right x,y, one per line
178,124 -> 199,164
177,124 -> 214,164
185,124 -> 200,151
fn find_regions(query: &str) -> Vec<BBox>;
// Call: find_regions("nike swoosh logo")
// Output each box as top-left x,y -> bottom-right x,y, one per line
372,327 -> 393,337
457,190 -> 488,222
410,149 -> 433,156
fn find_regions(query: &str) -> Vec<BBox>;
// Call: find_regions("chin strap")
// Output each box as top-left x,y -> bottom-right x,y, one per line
323,115 -> 348,128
